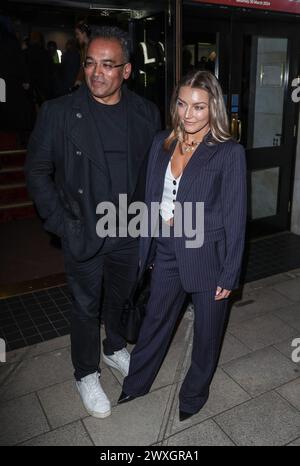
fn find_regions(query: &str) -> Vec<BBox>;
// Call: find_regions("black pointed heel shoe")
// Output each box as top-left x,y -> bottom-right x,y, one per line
118,390 -> 136,404
179,410 -> 194,422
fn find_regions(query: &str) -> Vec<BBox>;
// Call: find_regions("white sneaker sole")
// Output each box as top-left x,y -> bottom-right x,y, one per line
86,407 -> 111,419
76,384 -> 111,419
102,353 -> 129,377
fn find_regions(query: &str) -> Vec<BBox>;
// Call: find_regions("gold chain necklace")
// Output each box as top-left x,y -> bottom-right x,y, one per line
181,140 -> 200,153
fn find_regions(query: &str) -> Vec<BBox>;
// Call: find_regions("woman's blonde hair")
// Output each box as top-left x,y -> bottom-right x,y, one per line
164,70 -> 231,151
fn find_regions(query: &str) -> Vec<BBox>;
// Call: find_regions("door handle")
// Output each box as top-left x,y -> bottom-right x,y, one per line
237,119 -> 242,143
230,113 -> 242,142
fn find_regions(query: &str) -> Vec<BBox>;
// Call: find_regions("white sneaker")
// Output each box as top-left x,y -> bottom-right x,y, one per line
102,348 -> 130,377
76,372 -> 111,418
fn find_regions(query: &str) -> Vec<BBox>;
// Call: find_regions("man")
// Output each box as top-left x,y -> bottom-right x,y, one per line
25,26 -> 161,419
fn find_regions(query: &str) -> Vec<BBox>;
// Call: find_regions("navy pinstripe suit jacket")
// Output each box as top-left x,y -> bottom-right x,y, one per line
139,130 -> 247,292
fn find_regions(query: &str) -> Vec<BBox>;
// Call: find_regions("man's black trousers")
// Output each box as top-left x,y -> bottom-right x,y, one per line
62,237 -> 139,381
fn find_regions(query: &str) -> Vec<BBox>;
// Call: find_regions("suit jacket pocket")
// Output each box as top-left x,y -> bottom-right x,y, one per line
64,213 -> 84,238
44,208 -> 64,238
204,228 -> 225,243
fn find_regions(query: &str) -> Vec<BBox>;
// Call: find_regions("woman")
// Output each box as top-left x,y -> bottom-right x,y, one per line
118,70 -> 247,421
61,39 -> 81,94
73,21 -> 91,88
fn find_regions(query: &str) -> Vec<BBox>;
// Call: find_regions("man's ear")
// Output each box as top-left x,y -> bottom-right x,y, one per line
123,63 -> 132,80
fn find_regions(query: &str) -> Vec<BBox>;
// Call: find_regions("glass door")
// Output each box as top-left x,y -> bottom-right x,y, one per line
129,0 -> 176,126
182,3 -> 300,237
130,12 -> 167,123
230,14 -> 300,235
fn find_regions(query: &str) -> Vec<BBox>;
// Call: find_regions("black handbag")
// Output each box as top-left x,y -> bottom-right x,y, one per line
120,265 -> 153,343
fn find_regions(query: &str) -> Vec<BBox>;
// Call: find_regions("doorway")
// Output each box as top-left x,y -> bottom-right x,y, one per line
0,0 -> 175,292
182,3 -> 300,236
5,0 -> 175,125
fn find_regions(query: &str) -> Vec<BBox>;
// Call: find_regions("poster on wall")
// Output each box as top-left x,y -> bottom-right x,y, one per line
193,0 -> 300,14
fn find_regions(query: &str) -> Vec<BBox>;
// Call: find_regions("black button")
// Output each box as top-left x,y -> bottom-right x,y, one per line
173,190 -> 176,195
172,209 -> 174,214
173,180 -> 176,185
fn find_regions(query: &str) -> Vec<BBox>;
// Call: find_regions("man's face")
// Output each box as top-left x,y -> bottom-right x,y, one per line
84,38 -> 131,105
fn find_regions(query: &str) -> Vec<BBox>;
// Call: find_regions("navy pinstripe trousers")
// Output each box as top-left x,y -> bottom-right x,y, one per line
122,231 -> 228,414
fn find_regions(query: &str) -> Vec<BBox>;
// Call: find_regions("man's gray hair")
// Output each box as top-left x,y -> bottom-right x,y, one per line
89,26 -> 131,63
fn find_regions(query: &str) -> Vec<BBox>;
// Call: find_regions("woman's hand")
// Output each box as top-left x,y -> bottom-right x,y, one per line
215,286 -> 231,300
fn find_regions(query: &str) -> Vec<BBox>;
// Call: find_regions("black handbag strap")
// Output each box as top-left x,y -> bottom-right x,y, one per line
128,216 -> 159,301
129,263 -> 153,301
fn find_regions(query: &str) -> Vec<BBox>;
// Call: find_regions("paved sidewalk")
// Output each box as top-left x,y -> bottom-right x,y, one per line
0,269 -> 300,446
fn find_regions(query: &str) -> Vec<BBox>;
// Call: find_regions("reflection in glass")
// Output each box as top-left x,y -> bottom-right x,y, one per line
182,36 -> 217,76
251,167 -> 280,219
248,37 -> 288,149
132,14 -> 166,122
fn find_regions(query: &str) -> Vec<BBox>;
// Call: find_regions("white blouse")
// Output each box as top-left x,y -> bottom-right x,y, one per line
160,160 -> 182,222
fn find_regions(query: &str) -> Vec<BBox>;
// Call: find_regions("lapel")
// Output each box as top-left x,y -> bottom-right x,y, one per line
68,85 -> 155,197
176,141 -> 219,203
68,85 -> 109,174
150,141 -> 174,203
150,137 -> 219,204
